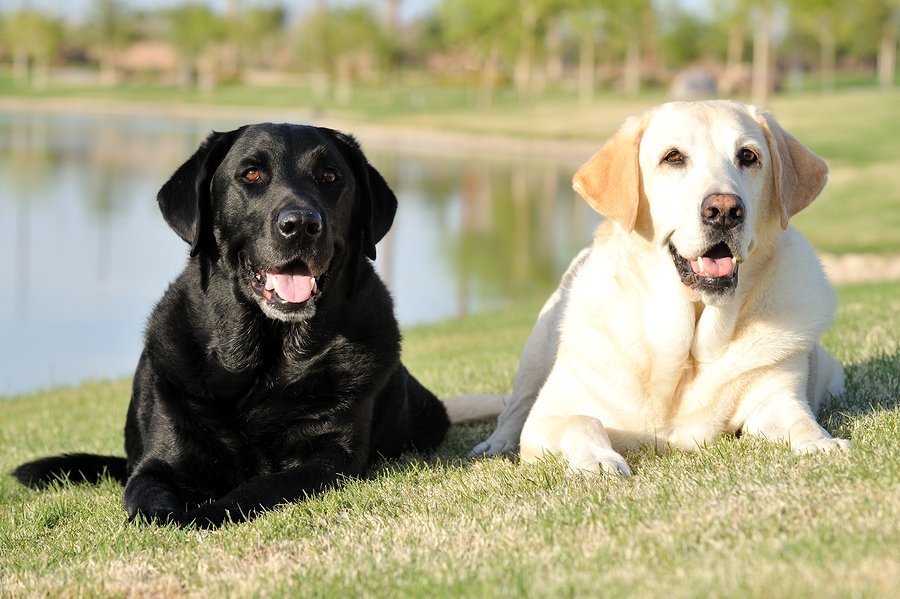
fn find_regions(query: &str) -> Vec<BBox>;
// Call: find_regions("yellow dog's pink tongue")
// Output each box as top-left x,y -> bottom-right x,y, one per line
691,256 -> 735,278
264,264 -> 314,303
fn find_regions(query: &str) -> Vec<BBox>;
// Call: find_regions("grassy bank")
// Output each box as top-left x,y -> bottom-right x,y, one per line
1,281 -> 899,598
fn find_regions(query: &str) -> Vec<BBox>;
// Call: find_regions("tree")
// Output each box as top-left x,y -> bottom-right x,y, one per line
165,3 -> 227,91
713,0 -> 772,107
785,0 -> 852,93
296,5 -> 391,105
857,0 -> 900,89
90,0 -> 134,86
613,0 -> 654,94
229,3 -> 286,70
510,0 -> 570,102
438,0 -> 520,109
656,6 -> 720,71
563,3 -> 607,106
3,10 -> 64,90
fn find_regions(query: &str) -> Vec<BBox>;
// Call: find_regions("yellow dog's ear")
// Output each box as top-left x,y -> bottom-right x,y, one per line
572,117 -> 643,233
757,110 -> 828,230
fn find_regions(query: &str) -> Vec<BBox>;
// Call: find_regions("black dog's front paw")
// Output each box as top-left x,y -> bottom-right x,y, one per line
126,507 -> 183,526
181,503 -> 245,528
123,474 -> 185,526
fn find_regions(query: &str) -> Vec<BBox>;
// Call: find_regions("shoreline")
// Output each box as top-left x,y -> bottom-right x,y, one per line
0,96 -> 598,165
3,96 -> 899,284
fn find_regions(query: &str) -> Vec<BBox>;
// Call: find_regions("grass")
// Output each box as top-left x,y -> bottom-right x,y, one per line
1,280 -> 899,598
769,92 -> 900,255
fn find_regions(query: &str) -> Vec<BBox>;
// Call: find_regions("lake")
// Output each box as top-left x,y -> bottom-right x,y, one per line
0,110 -> 600,397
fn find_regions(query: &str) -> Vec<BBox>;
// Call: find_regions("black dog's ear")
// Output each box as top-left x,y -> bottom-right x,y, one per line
331,131 -> 398,260
157,128 -> 245,257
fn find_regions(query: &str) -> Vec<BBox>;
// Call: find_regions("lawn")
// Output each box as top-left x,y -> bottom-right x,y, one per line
1,280 -> 899,598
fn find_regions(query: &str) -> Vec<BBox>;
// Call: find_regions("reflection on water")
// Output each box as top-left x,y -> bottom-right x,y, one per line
0,111 -> 599,397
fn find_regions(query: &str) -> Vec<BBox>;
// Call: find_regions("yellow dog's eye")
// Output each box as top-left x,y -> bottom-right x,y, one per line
664,150 -> 683,164
739,149 -> 758,165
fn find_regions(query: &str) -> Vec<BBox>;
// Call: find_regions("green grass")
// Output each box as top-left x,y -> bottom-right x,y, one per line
769,92 -> 900,255
2,281 -> 899,598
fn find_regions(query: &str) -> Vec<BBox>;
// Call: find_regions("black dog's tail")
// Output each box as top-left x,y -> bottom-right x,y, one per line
406,374 -> 452,452
13,454 -> 128,488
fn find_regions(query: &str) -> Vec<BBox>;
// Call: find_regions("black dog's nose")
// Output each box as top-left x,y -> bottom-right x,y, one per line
277,206 -> 322,239
701,194 -> 745,229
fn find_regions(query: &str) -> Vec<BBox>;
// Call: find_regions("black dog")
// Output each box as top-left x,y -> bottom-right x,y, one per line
14,124 -> 450,527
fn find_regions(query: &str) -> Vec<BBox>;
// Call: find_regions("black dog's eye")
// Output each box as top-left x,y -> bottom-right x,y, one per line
664,150 -> 684,164
739,149 -> 759,166
322,169 -> 337,183
243,168 -> 261,181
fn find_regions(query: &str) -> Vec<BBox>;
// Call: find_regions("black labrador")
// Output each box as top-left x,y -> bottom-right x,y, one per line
14,124 -> 450,527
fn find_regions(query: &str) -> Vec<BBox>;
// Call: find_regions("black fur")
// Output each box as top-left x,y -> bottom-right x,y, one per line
13,124 -> 450,527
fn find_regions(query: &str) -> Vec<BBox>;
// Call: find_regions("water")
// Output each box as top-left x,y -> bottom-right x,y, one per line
0,111 -> 599,397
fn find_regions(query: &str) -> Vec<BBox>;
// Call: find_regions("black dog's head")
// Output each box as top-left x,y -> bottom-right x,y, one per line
157,123 -> 397,322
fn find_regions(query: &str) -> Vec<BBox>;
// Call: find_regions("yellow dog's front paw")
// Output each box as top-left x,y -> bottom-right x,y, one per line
567,449 -> 632,478
792,436 -> 852,454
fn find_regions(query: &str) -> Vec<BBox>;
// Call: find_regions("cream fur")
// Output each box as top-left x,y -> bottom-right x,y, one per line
444,100 -> 849,474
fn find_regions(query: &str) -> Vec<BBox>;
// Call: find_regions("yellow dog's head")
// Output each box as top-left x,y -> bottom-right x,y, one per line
573,100 -> 827,306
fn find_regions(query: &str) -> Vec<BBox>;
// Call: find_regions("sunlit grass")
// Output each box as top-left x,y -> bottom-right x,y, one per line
2,280 -> 899,597
770,92 -> 900,255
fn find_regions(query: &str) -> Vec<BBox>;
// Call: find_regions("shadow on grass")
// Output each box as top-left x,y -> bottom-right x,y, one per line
820,348 -> 900,439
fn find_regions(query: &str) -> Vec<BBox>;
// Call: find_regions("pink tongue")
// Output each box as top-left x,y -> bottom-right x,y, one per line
264,264 -> 313,303
691,256 -> 734,278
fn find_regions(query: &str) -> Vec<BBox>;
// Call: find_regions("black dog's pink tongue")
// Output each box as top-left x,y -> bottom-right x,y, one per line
264,263 -> 313,303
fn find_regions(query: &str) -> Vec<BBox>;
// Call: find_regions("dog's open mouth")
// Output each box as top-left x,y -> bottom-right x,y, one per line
670,242 -> 739,291
246,256 -> 324,306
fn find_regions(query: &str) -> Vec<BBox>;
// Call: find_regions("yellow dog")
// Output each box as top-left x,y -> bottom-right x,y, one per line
445,100 -> 849,475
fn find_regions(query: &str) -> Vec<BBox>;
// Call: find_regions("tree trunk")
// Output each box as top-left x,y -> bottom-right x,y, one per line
385,0 -> 400,30
479,44 -> 498,111
751,9 -> 770,109
819,17 -> 835,93
579,36 -> 595,107
727,24 -> 743,69
514,5 -> 537,103
545,23 -> 563,88
312,71 -> 329,103
198,52 -> 217,94
100,48 -> 117,87
336,56 -> 352,106
719,24 -> 744,94
878,20 -> 897,90
624,36 -> 641,94
33,58 -> 49,91
13,49 -> 29,86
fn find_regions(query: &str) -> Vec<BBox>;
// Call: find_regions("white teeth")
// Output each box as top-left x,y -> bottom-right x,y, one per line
731,257 -> 737,271
698,258 -> 706,275
311,277 -> 317,294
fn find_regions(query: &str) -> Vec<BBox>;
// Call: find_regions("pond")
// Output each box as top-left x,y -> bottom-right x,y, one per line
0,110 -> 600,397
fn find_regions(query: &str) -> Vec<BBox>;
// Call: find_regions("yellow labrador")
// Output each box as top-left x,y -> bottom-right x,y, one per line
443,100 -> 849,475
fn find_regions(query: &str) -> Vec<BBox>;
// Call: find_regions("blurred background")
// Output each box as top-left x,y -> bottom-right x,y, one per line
1,0 -> 898,396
